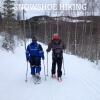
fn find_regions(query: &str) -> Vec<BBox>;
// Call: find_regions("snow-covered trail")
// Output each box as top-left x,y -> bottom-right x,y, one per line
0,42 -> 100,100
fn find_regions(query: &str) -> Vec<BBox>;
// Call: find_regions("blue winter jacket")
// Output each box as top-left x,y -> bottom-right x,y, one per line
26,41 -> 44,61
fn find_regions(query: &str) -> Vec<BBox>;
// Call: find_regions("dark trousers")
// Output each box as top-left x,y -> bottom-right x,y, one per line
29,56 -> 41,66
52,57 -> 63,77
30,66 -> 41,75
29,56 -> 41,75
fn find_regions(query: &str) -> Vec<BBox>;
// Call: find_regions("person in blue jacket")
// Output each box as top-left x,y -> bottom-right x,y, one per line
26,36 -> 44,79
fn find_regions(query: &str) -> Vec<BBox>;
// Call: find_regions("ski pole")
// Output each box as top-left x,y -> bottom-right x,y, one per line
23,9 -> 28,82
25,61 -> 28,82
47,52 -> 48,76
62,58 -> 66,76
43,60 -> 46,80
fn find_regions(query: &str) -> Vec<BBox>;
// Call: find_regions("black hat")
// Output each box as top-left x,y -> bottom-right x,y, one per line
32,36 -> 37,42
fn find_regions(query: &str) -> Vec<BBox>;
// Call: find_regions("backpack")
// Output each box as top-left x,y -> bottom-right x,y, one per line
52,41 -> 63,58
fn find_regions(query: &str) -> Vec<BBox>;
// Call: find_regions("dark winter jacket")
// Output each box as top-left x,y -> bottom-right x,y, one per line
46,40 -> 65,58
26,41 -> 44,61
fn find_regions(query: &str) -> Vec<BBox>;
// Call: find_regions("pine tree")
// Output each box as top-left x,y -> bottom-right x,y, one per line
0,12 -> 2,22
2,0 -> 16,52
3,0 -> 15,31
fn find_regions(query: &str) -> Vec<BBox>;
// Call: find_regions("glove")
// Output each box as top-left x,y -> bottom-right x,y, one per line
26,55 -> 31,62
26,57 -> 29,61
46,49 -> 49,53
42,56 -> 45,60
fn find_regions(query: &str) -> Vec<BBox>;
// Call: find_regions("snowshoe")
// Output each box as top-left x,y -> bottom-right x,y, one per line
51,74 -> 56,79
57,77 -> 62,82
33,74 -> 41,84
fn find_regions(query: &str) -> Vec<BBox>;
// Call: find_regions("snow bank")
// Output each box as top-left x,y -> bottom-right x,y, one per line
0,37 -> 100,100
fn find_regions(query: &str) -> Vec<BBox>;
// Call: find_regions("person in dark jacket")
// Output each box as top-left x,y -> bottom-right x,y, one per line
26,36 -> 44,79
46,34 -> 65,80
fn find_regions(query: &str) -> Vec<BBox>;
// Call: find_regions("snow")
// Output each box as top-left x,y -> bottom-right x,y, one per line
0,38 -> 100,100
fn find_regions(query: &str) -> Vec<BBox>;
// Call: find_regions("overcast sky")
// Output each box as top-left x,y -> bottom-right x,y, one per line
0,0 -> 100,19
0,0 -> 71,18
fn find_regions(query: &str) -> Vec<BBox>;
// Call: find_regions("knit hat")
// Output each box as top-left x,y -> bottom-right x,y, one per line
32,36 -> 37,42
52,33 -> 60,40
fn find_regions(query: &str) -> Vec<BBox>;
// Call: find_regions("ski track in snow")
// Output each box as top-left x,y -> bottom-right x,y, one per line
77,70 -> 100,98
0,41 -> 100,100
